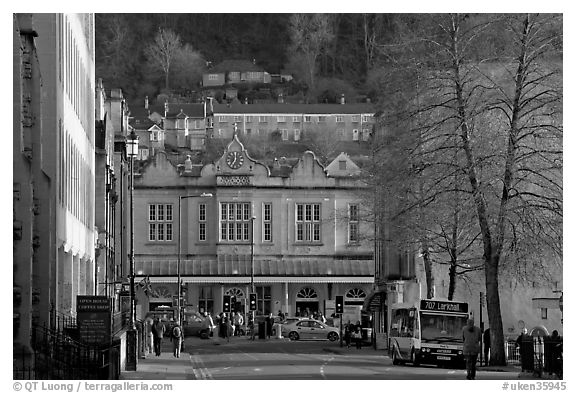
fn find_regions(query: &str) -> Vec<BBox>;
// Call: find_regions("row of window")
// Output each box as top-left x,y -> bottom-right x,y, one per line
218,115 -> 373,123
147,202 -> 360,243
207,72 -> 262,81
58,14 -> 94,144
213,128 -> 371,142
58,119 -> 94,227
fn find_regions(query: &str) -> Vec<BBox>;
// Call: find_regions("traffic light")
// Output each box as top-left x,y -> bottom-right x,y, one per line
249,293 -> 257,311
223,295 -> 231,312
335,295 -> 344,314
230,296 -> 236,312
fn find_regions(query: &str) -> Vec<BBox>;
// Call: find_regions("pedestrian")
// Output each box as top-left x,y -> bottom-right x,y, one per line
248,313 -> 255,340
152,318 -> 165,356
277,310 -> 285,322
219,314 -> 228,339
516,328 -> 529,371
354,321 -> 362,349
319,312 -> 326,324
265,312 -> 274,339
171,321 -> 183,358
234,311 -> 244,336
344,321 -> 351,348
146,318 -> 154,355
483,328 -> 491,366
462,318 -> 482,380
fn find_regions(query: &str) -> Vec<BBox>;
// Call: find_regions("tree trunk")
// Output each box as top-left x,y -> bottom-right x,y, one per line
485,256 -> 505,365
422,244 -> 435,298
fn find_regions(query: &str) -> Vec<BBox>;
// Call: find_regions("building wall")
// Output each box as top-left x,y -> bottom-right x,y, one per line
33,13 -> 96,316
132,137 -> 373,318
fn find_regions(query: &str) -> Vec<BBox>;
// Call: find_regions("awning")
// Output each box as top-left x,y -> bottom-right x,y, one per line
135,255 -> 374,278
148,276 -> 373,284
363,290 -> 386,312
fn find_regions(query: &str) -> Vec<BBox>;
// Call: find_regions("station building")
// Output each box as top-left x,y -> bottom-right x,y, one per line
132,132 -> 374,318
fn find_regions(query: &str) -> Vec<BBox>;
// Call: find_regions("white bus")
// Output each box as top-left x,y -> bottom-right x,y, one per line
389,299 -> 469,368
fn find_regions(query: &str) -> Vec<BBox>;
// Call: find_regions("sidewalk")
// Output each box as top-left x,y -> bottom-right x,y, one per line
120,348 -> 193,380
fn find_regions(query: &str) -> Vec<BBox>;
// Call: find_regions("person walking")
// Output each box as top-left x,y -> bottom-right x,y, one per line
483,328 -> 491,366
265,313 -> 274,339
146,318 -> 154,355
354,322 -> 362,349
344,321 -> 351,348
233,311 -> 244,336
516,328 -> 529,371
462,318 -> 482,380
152,318 -> 165,356
171,321 -> 183,358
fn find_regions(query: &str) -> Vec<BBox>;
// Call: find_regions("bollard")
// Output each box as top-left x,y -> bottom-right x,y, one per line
276,324 -> 283,339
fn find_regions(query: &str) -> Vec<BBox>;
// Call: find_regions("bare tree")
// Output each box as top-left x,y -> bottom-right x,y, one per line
289,14 -> 334,96
145,28 -> 182,90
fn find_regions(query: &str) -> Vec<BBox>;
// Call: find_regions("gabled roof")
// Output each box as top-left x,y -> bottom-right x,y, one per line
213,103 -> 375,115
209,59 -> 265,73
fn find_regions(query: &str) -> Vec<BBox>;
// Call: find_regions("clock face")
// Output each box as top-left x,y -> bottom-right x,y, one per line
226,151 -> 244,169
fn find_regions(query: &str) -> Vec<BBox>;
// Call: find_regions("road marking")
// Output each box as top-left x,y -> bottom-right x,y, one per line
189,353 -> 213,380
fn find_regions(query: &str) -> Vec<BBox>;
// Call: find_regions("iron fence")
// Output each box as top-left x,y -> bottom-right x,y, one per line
504,336 -> 562,377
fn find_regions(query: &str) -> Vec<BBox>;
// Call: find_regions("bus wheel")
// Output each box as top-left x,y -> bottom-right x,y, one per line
392,349 -> 400,365
411,350 -> 420,367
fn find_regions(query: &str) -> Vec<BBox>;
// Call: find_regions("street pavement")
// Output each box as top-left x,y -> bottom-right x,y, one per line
120,336 -> 540,380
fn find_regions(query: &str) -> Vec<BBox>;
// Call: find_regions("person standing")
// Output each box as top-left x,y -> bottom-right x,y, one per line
233,311 -> 244,336
516,328 -> 529,371
171,321 -> 183,358
483,328 -> 491,366
265,313 -> 274,339
152,318 -> 166,356
462,318 -> 482,380
344,321 -> 352,348
354,321 -> 362,349
146,318 -> 154,355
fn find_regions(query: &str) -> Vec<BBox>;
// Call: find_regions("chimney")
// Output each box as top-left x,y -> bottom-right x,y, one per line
278,93 -> 284,104
340,94 -> 345,105
164,100 -> 169,117
184,155 -> 193,172
145,96 -> 149,110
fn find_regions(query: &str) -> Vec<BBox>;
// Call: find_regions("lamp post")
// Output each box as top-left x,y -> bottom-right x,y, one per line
250,216 -> 256,330
126,129 -> 139,371
177,193 -> 213,325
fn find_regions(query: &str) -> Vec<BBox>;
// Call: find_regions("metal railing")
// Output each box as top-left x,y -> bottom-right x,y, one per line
506,336 -> 562,377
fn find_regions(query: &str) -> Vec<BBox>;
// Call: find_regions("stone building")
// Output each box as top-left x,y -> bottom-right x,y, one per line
132,132 -> 374,318
13,13 -> 97,359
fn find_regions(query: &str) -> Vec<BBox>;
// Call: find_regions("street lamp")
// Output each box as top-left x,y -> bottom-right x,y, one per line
126,129 -> 138,371
250,216 -> 256,332
177,193 -> 213,325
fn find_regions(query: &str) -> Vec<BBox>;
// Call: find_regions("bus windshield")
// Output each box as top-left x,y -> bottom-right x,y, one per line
420,312 -> 467,343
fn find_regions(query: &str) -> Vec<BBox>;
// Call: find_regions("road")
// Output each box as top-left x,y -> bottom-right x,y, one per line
181,335 -> 518,380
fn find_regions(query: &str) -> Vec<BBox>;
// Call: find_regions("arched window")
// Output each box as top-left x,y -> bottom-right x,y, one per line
297,287 -> 318,299
345,288 -> 367,305
225,287 -> 245,299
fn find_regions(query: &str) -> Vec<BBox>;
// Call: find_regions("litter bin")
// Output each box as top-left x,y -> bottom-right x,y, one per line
258,322 -> 266,339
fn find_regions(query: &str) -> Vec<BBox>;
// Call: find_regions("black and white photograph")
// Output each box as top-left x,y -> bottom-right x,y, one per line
11,9 -> 565,388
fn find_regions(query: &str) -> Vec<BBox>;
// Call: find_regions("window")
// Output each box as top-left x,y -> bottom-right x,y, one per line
351,115 -> 359,123
218,116 -> 227,122
208,74 -> 218,80
199,287 -> 213,314
245,128 -> 252,135
297,287 -> 318,299
220,202 -> 251,242
199,203 -> 207,241
293,116 -> 300,123
337,129 -> 344,139
150,131 -> 158,141
148,203 -> 173,242
229,71 -> 240,80
294,129 -> 301,141
336,115 -> 344,123
246,116 -> 252,122
277,116 -> 286,122
259,116 -> 267,123
338,160 -> 347,170
349,204 -> 359,243
362,128 -> 371,141
362,115 -> 371,122
318,116 -> 326,123
304,116 -> 312,122
352,129 -> 359,141
345,288 -> 367,305
263,203 -> 272,242
296,203 -> 321,243
234,115 -> 242,122
256,286 -> 272,314
281,129 -> 289,141
541,308 -> 548,320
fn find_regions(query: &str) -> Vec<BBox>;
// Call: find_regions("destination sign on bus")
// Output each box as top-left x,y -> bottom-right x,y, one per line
420,300 -> 468,313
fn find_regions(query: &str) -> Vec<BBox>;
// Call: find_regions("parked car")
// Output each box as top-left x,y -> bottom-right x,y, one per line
182,311 -> 210,338
283,319 -> 340,341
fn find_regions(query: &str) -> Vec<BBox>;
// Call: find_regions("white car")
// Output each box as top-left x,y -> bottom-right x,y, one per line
283,319 -> 340,341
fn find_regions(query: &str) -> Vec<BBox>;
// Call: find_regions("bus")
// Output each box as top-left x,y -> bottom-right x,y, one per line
388,299 -> 469,368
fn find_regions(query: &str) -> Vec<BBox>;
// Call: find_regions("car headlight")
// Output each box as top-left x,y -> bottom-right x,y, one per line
458,351 -> 463,355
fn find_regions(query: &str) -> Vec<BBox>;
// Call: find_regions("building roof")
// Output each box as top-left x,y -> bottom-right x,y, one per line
153,103 -> 205,118
213,103 -> 375,115
209,59 -> 265,73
